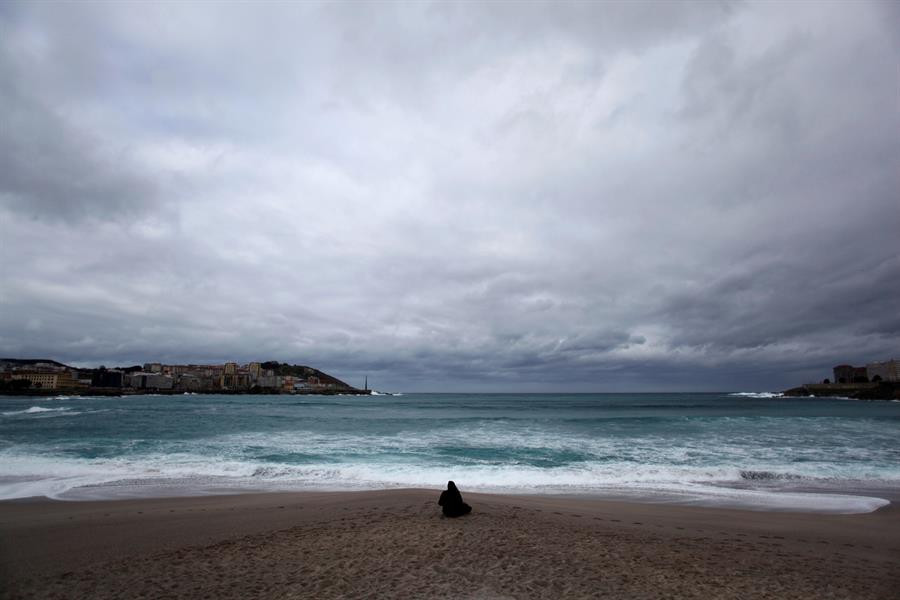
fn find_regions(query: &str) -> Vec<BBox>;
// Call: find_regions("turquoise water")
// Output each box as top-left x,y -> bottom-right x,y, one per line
1,392 -> 898,512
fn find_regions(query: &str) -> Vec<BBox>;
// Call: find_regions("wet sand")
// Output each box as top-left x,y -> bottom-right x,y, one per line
1,489 -> 898,599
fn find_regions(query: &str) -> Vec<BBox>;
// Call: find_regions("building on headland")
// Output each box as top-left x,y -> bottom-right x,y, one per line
786,356 -> 900,400
220,362 -> 254,390
832,364 -> 869,384
249,362 -> 261,381
128,372 -> 174,390
4,369 -> 82,390
829,358 -> 898,384
255,374 -> 282,389
74,371 -> 93,387
865,359 -> 899,383
92,368 -> 124,388
9,371 -> 62,389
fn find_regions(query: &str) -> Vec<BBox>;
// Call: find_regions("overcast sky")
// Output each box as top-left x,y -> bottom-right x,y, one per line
1,1 -> 898,392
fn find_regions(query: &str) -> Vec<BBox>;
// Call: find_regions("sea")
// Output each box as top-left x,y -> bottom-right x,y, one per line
1,392 -> 899,513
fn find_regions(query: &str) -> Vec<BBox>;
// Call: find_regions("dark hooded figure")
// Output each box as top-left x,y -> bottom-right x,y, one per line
438,480 -> 472,517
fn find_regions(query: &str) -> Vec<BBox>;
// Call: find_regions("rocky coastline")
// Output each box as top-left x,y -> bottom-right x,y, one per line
782,381 -> 899,400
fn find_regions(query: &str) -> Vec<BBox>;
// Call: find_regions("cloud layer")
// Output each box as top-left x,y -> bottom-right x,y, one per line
2,1 -> 898,391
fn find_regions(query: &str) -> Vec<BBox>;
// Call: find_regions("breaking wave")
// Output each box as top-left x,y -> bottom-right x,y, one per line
740,470 -> 805,481
0,451 -> 892,513
2,406 -> 74,416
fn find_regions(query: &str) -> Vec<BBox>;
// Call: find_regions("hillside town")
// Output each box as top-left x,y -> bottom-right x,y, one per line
0,359 -> 366,395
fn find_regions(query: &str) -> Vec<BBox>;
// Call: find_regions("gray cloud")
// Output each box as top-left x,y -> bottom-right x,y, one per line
1,0 -> 897,391
0,78 -> 161,221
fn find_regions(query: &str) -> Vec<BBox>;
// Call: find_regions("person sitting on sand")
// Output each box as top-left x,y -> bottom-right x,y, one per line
438,481 -> 472,517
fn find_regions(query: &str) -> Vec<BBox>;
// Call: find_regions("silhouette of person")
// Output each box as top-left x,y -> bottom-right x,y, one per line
438,480 -> 472,517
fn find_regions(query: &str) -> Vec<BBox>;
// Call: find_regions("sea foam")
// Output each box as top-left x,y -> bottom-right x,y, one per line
1,448 -> 895,513
2,406 -> 73,416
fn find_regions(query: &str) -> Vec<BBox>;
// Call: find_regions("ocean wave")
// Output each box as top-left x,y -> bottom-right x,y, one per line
2,446 -> 899,510
2,406 -> 74,416
1,391 -> 897,512
730,392 -> 784,399
739,470 -> 805,481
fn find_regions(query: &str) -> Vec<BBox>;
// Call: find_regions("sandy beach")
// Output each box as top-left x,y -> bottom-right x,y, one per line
1,490 -> 898,599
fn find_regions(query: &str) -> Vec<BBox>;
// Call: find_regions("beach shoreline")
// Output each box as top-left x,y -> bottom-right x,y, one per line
2,489 -> 898,599
15,477 -> 897,515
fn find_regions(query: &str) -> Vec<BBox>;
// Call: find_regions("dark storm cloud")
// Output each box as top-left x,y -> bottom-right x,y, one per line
0,0 -> 897,391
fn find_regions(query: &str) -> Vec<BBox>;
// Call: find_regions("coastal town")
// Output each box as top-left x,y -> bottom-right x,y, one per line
0,358 -> 367,395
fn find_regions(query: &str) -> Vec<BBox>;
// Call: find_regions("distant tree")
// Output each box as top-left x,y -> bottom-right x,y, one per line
872,374 -> 883,382
822,378 -> 830,384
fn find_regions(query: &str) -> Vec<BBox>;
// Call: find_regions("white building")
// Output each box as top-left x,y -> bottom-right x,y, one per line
866,359 -> 899,382
129,372 -> 174,390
